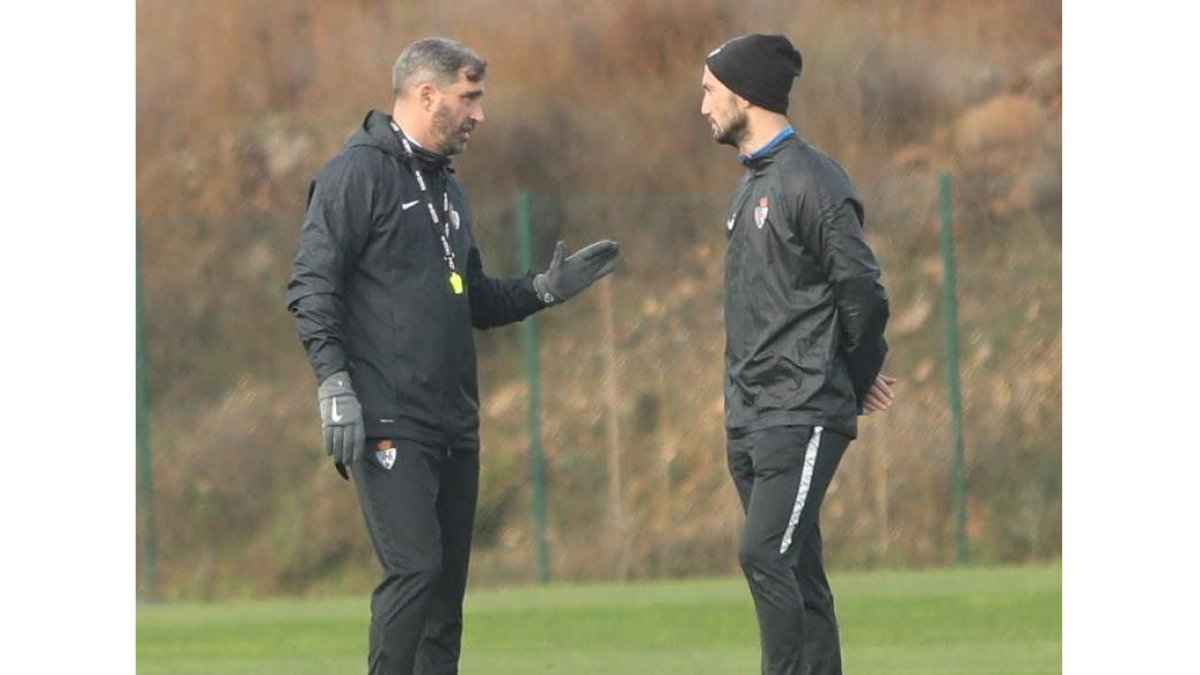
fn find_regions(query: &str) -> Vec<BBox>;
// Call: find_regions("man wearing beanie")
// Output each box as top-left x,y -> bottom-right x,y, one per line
701,34 -> 895,675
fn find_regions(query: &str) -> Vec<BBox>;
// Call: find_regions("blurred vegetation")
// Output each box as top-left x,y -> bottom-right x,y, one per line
136,0 -> 1061,599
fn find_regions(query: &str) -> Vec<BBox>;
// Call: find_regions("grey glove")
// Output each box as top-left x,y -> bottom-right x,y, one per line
318,371 -> 365,480
533,240 -> 621,304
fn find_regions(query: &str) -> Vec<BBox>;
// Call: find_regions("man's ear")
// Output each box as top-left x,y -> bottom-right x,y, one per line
417,82 -> 437,111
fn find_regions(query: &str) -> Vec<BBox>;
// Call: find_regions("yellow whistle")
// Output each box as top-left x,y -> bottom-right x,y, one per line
449,271 -> 464,295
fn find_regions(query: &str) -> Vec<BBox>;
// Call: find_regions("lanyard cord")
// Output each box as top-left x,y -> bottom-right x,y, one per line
390,121 -> 458,274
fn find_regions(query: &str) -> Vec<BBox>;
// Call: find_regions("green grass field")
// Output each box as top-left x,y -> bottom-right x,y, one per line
137,562 -> 1060,674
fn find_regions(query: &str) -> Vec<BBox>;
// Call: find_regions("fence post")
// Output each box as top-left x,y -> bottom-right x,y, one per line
516,190 -> 550,585
938,171 -> 969,566
137,215 -> 158,600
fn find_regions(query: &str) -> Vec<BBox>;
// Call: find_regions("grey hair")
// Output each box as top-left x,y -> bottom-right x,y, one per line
392,37 -> 487,97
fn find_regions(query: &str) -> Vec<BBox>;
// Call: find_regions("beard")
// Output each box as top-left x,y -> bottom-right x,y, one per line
432,103 -> 476,156
713,108 -> 749,148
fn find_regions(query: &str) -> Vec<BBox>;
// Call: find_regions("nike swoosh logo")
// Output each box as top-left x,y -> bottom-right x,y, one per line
331,398 -> 344,422
402,200 -> 420,211
726,216 -> 736,231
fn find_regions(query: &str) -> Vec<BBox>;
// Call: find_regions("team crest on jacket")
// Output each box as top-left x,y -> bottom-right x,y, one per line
754,197 -> 769,229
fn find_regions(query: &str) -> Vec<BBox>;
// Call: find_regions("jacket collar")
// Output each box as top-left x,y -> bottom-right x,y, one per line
740,124 -> 796,170
390,120 -> 454,174
350,110 -> 454,174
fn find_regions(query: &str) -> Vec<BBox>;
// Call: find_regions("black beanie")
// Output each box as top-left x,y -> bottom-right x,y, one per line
705,34 -> 803,114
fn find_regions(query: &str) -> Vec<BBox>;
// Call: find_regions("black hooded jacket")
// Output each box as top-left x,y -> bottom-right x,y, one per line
286,110 -> 545,445
723,132 -> 889,439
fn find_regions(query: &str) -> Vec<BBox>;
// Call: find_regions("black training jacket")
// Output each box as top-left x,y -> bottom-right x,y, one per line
286,110 -> 545,445
723,133 -> 889,439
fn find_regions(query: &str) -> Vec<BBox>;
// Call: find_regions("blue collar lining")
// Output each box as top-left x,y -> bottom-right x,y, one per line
740,125 -> 795,164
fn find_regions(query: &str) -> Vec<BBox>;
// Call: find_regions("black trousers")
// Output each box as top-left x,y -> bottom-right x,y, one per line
727,425 -> 851,675
350,437 -> 479,675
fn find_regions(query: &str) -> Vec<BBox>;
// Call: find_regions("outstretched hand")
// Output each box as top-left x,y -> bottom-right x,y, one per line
862,374 -> 897,414
534,240 -> 621,305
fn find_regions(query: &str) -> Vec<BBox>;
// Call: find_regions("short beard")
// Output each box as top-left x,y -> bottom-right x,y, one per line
714,109 -> 749,148
432,103 -> 473,156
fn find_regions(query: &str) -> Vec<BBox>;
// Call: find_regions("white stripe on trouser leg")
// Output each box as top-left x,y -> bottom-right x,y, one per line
779,426 -> 823,554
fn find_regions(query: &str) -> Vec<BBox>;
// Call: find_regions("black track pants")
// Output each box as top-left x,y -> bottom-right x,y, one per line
350,438 -> 479,675
727,425 -> 851,675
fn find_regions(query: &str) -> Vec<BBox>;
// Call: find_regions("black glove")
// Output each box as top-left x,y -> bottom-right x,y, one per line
318,371 -> 365,480
533,240 -> 621,304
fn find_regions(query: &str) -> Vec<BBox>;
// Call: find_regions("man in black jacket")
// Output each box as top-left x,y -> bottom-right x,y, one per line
701,34 -> 895,675
286,37 -> 619,675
